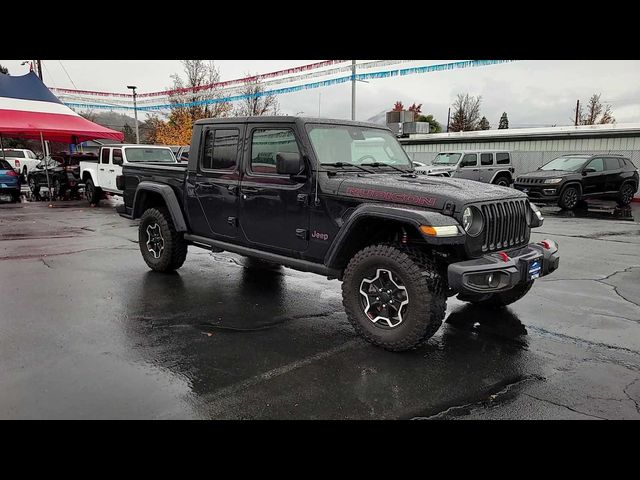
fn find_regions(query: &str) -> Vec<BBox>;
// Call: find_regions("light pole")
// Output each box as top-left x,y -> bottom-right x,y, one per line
127,85 -> 139,144
351,60 -> 356,120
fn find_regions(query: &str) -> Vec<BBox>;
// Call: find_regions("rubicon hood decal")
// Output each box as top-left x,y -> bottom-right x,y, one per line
346,186 -> 436,207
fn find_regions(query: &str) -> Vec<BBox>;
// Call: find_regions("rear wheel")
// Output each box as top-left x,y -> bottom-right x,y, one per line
342,244 -> 446,352
617,182 -> 635,206
558,186 -> 579,210
85,177 -> 101,205
493,175 -> 511,187
139,207 -> 188,272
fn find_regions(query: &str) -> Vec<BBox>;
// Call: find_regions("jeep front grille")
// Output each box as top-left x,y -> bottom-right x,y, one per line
480,200 -> 529,252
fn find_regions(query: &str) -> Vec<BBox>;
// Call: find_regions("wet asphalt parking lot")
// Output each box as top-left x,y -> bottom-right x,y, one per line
0,192 -> 639,419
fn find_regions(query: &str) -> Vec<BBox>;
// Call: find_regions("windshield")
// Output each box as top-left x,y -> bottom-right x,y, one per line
124,147 -> 176,163
432,153 -> 461,165
306,125 -> 411,168
4,150 -> 25,158
540,156 -> 589,172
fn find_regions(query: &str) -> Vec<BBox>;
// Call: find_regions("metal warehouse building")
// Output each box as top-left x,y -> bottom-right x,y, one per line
399,123 -> 640,175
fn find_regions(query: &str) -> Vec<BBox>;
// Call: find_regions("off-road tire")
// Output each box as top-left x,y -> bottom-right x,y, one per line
493,175 -> 511,187
617,182 -> 636,207
139,207 -> 188,272
461,281 -> 534,308
558,185 -> 579,210
342,243 -> 446,352
85,177 -> 102,205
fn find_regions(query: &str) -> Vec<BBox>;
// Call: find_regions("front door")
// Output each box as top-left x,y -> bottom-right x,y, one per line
98,148 -> 111,188
193,125 -> 243,240
455,153 -> 479,180
582,157 -> 606,195
239,125 -> 310,253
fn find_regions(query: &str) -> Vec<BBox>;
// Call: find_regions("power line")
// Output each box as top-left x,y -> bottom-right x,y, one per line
58,60 -> 78,90
42,62 -> 57,89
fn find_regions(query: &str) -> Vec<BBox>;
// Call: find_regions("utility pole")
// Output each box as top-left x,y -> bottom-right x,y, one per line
574,100 -> 580,126
127,85 -> 140,144
36,60 -> 43,80
351,60 -> 356,121
446,107 -> 451,132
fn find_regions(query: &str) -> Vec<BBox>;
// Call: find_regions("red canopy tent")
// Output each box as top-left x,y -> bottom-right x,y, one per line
0,71 -> 124,198
0,71 -> 124,143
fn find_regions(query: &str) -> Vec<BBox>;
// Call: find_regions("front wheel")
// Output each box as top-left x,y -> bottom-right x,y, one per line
558,186 -> 579,210
460,281 -> 534,308
138,207 -> 188,272
342,244 -> 446,352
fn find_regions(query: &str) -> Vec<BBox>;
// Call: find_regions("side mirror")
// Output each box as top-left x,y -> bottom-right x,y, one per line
276,152 -> 303,176
583,167 -> 596,175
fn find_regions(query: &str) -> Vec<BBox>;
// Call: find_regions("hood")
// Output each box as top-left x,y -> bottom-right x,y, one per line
337,173 -> 526,212
518,169 -> 573,179
415,165 -> 456,175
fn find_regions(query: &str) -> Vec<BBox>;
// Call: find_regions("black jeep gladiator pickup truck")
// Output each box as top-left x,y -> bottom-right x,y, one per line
118,117 -> 560,351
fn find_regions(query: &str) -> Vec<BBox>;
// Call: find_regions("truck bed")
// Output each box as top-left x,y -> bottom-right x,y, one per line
121,162 -> 188,215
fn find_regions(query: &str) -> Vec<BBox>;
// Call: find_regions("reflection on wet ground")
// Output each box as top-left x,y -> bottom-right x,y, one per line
536,199 -> 636,222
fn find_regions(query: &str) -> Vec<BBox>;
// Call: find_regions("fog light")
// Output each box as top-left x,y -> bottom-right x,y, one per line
543,189 -> 556,195
467,271 -> 506,289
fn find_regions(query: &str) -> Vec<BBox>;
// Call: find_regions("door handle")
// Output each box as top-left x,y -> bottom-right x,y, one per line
99,168 -> 105,171
109,169 -> 115,172
472,169 -> 479,172
196,183 -> 214,191
242,187 -> 260,194
487,168 -> 493,171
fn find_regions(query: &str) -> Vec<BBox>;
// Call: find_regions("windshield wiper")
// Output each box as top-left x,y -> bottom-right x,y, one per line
321,162 -> 375,173
361,162 -> 409,173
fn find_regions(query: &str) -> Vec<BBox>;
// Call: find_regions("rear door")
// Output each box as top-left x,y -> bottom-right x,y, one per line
455,153 -> 479,180
478,152 -> 494,182
582,157 -> 606,194
193,125 -> 244,240
98,148 -> 111,188
239,124 -> 310,253
603,157 -> 623,192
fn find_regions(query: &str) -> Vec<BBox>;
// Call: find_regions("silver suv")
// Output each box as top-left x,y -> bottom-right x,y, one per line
414,150 -> 514,186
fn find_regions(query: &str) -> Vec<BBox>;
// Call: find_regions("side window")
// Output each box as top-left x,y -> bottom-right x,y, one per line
480,153 -> 493,166
201,129 -> 239,171
586,158 -> 604,172
496,153 -> 510,165
101,149 -> 110,164
112,149 -> 123,166
250,129 -> 300,175
604,158 -> 620,171
619,158 -> 627,168
460,154 -> 477,167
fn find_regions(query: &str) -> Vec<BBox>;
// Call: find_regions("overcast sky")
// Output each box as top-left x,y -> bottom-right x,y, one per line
2,60 -> 639,127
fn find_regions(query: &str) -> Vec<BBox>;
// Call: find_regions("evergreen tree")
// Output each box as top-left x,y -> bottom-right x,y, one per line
498,112 -> 509,129
0,64 -> 8,74
479,116 -> 490,130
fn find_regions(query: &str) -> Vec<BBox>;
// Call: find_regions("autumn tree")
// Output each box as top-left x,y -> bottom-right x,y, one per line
498,112 -> 509,129
0,64 -> 9,74
579,94 -> 614,125
479,116 -> 490,130
408,103 -> 422,118
155,109 -> 193,145
448,94 -> 482,132
234,75 -> 280,116
141,114 -> 165,144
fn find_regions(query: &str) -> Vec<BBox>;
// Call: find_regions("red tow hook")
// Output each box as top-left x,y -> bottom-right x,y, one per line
498,251 -> 509,262
539,240 -> 551,250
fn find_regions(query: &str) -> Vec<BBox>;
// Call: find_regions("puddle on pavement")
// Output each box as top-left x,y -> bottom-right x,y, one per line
539,201 -> 637,222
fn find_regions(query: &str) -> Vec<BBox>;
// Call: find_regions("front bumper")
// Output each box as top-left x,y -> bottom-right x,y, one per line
447,239 -> 559,295
513,183 -> 561,202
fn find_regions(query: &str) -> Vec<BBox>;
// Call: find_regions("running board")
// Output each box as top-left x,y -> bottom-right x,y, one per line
183,234 -> 340,278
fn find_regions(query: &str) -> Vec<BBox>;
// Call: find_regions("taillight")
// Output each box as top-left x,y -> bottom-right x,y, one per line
15,160 -> 20,168
7,170 -> 18,177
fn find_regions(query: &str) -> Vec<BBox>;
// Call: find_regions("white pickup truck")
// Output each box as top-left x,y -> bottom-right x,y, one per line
80,144 -> 176,205
1,148 -> 41,177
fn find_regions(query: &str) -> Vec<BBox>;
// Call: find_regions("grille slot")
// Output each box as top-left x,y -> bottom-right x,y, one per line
480,199 -> 528,253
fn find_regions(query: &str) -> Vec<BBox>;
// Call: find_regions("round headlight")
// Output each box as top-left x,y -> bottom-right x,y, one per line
462,206 -> 484,237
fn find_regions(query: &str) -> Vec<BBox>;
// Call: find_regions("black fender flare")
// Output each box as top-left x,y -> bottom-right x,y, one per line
489,170 -> 513,184
324,203 -> 465,269
132,181 -> 187,232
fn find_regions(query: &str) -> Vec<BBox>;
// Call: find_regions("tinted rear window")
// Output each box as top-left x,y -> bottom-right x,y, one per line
604,158 -> 621,170
496,153 -> 510,164
4,150 -> 25,158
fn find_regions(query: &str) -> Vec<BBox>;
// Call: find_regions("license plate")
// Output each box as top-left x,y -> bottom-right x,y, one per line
528,257 -> 542,279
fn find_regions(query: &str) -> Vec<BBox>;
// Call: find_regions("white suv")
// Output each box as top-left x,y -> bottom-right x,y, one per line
414,150 -> 514,186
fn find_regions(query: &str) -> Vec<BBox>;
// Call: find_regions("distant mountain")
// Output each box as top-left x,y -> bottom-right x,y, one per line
366,110 -> 388,125
85,111 -> 141,130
